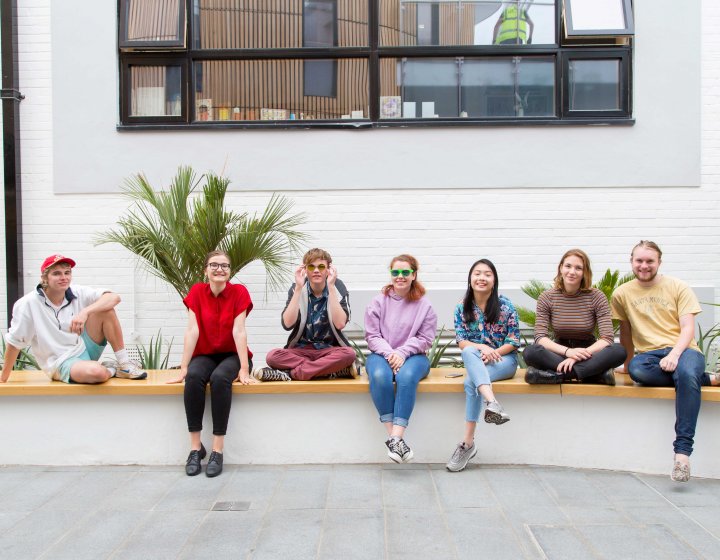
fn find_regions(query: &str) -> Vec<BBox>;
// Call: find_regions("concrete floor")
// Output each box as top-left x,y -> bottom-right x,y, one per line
0,463 -> 718,559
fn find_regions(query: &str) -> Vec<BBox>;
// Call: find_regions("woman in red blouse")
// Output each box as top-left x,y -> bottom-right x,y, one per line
168,250 -> 254,477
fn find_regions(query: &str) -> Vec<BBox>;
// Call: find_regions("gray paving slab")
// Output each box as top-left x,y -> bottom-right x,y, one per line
327,466 -> 383,509
109,510 -> 207,560
214,467 -> 283,511
178,509 -> 265,559
527,525 -> 597,559
318,508 -> 385,560
100,470 -> 183,511
39,509 -> 146,560
41,470 -> 136,511
385,508 -> 457,559
431,466 -> 498,509
382,468 -> 439,510
269,469 -> 330,510
0,509 -> 84,560
2,464 -> 720,560
250,508 -> 324,560
0,470 -> 87,512
445,508 -> 527,560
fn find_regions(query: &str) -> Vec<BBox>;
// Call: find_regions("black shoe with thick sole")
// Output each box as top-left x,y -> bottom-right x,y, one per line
206,451 -> 224,478
524,366 -> 563,384
185,443 -> 206,476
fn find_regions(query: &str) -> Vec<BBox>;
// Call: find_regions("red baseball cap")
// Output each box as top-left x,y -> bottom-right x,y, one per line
40,254 -> 76,273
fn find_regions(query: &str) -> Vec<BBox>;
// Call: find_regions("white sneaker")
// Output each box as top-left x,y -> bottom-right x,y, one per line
115,360 -> 147,380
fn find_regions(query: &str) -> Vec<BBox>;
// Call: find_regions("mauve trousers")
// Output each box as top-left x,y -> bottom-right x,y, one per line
266,346 -> 356,380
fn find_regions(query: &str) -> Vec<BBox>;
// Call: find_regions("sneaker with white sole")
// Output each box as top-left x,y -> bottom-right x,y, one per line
397,438 -> 413,463
115,360 -> 147,380
446,441 -> 477,472
101,360 -> 118,377
484,400 -> 510,425
253,367 -> 292,382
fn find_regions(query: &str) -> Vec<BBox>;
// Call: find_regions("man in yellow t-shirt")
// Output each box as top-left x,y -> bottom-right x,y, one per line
611,240 -> 719,483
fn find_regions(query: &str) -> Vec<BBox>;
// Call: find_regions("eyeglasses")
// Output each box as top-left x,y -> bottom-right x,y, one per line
306,264 -> 327,272
390,269 -> 414,277
208,263 -> 230,271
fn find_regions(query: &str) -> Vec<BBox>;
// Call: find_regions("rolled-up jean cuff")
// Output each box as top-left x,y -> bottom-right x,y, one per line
393,417 -> 409,428
379,413 -> 394,423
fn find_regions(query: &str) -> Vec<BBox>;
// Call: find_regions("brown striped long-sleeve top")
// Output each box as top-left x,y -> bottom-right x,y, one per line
534,287 -> 614,345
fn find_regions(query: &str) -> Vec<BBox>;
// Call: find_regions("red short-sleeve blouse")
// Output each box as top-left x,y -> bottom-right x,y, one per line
183,282 -> 253,358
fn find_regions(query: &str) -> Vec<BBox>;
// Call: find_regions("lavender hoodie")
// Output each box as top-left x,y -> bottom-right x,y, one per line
364,291 -> 438,359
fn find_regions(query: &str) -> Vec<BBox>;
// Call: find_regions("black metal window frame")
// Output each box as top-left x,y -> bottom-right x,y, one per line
117,0 -> 634,129
118,0 -> 186,50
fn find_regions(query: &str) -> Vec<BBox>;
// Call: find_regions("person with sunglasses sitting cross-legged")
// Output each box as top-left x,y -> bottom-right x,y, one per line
254,248 -> 356,381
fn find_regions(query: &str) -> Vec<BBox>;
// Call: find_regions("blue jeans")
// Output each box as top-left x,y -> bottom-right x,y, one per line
628,347 -> 709,456
366,353 -> 430,427
462,346 -> 518,422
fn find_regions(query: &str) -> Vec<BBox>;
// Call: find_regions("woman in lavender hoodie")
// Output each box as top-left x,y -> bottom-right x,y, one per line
364,254 -> 438,463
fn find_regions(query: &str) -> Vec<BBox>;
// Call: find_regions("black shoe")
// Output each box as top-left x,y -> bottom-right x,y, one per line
524,366 -> 563,384
206,450 -> 224,477
185,443 -> 206,476
600,369 -> 616,386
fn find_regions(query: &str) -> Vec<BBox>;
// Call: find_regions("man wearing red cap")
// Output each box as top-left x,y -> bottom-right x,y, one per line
1,255 -> 146,383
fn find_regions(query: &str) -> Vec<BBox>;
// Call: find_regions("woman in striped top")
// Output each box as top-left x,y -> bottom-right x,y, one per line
523,249 -> 626,385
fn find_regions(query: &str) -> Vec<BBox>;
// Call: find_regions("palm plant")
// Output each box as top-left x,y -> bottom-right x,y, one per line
428,325 -> 455,368
516,269 -> 634,333
1,337 -> 40,370
96,166 -> 308,298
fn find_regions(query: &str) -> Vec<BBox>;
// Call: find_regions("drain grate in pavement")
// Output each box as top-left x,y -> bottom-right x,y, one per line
212,501 -> 251,511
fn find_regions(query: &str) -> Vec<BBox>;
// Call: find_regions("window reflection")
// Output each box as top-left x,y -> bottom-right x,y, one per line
569,59 -> 620,111
381,56 -> 555,118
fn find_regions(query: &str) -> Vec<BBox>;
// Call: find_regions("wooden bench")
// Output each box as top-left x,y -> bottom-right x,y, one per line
2,368 -> 719,401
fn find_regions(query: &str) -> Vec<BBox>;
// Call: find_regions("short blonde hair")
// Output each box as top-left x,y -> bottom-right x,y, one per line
303,248 -> 332,266
553,249 -> 593,292
631,240 -> 662,260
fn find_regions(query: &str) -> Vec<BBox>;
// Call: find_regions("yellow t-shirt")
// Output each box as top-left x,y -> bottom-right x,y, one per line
611,276 -> 701,353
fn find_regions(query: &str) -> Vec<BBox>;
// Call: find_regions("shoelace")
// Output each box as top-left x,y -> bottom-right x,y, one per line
451,444 -> 467,461
397,439 -> 410,456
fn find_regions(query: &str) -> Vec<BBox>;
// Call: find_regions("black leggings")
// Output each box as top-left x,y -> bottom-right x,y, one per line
523,339 -> 626,381
184,353 -> 252,436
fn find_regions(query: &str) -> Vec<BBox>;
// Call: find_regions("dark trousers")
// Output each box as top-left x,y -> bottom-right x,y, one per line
523,339 -> 626,381
184,353 -> 252,436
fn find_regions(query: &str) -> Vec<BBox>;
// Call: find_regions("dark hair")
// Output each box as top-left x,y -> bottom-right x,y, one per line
381,254 -> 426,302
462,259 -> 500,325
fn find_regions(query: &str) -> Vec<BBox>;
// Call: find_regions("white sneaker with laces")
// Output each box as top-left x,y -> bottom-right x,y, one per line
115,360 -> 147,380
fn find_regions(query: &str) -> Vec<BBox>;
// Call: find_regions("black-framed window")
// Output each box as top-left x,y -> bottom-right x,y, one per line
119,0 -> 186,49
118,0 -> 634,127
564,0 -> 634,38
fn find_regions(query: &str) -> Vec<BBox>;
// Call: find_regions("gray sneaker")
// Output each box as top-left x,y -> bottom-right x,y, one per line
101,359 -> 118,377
446,441 -> 477,472
484,400 -> 510,425
253,367 -> 291,382
115,360 -> 148,380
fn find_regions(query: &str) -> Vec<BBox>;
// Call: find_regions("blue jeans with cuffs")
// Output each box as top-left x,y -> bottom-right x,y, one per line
366,353 -> 430,428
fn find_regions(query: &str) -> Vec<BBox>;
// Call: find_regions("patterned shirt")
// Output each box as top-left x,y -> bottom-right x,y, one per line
298,284 -> 333,349
454,295 -> 521,349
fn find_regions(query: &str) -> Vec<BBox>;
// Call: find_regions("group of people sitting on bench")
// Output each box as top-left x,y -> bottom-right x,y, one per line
2,241 -> 718,482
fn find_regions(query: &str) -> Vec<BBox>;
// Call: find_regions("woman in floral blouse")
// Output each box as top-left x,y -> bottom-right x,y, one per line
446,259 -> 520,472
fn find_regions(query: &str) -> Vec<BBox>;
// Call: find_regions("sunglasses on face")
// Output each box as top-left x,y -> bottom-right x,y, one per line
208,263 -> 230,271
306,264 -> 327,272
390,269 -> 414,277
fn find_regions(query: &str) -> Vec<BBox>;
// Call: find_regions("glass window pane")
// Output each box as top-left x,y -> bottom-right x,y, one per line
130,66 -> 182,117
568,59 -> 620,111
193,0 -> 367,49
565,0 -> 633,35
194,59 -> 368,121
121,0 -> 184,47
389,58 -> 459,118
462,56 -> 555,117
380,1 -> 556,47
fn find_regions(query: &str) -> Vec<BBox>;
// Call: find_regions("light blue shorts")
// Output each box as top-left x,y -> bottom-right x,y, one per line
55,331 -> 107,383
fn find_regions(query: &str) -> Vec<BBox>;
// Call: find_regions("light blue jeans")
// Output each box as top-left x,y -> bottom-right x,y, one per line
366,353 -> 430,428
462,346 -> 518,422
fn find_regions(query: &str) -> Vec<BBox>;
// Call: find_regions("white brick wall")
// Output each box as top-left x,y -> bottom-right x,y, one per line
1,0 -> 719,366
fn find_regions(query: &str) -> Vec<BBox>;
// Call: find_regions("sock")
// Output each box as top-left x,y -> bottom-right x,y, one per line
115,349 -> 129,364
